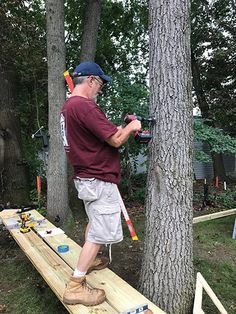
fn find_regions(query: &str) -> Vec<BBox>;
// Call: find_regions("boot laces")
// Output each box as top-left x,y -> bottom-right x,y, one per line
81,279 -> 97,294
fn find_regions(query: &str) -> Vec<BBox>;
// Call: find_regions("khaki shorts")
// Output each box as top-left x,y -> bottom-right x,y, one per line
74,178 -> 123,245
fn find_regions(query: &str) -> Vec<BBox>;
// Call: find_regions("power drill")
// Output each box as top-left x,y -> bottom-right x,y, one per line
19,213 -> 31,233
124,114 -> 156,144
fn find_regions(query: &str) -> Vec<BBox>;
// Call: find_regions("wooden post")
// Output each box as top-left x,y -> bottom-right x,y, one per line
193,272 -> 228,314
193,208 -> 236,224
232,218 -> 236,240
215,176 -> 219,188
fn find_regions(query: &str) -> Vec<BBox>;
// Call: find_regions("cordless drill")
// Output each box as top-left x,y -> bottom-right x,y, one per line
124,114 -> 156,144
19,213 -> 31,233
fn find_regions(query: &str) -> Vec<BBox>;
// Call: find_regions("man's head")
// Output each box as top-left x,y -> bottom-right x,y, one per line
72,62 -> 112,100
73,61 -> 112,84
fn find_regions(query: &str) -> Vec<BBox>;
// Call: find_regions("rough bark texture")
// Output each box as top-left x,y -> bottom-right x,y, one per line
80,0 -> 102,62
46,0 -> 70,223
139,1 -> 194,314
0,65 -> 29,204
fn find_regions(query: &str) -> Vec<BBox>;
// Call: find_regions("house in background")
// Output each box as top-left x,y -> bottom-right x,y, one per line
193,141 -> 236,180
133,108 -> 236,180
134,143 -> 236,180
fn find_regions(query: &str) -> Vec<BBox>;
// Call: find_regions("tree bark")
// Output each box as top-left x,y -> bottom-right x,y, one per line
46,0 -> 70,223
0,65 -> 29,205
80,0 -> 102,62
139,1 -> 194,313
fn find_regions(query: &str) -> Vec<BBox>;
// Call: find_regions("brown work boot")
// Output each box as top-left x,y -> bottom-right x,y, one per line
87,256 -> 109,274
63,276 -> 106,306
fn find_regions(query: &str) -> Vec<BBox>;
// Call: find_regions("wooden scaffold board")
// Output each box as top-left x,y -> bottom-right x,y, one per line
0,209 -> 165,314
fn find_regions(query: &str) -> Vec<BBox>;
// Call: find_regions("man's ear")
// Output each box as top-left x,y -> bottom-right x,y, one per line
87,76 -> 93,87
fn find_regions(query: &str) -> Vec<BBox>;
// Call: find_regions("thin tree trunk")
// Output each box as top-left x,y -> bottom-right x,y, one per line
212,152 -> 226,181
0,65 -> 29,205
80,0 -> 102,62
46,0 -> 70,223
139,1 -> 194,313
191,52 -> 227,180
191,52 -> 211,120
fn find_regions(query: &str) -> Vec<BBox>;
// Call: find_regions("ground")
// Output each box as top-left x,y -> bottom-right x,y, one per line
0,181 -> 235,313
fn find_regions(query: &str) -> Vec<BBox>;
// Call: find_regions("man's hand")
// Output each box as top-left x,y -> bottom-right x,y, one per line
106,120 -> 142,148
128,120 -> 142,132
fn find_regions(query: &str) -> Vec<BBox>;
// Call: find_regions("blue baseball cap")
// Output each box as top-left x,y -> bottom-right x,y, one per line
73,61 -> 112,84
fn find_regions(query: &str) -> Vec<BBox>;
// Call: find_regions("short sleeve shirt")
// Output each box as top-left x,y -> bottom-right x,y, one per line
60,96 -> 121,184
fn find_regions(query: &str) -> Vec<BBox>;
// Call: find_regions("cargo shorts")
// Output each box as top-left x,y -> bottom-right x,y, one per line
74,177 -> 123,245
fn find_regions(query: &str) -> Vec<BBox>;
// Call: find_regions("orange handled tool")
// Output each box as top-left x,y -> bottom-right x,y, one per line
116,186 -> 138,241
64,70 -> 74,93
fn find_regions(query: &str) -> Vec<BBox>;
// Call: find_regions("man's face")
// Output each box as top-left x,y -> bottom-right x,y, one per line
90,76 -> 104,99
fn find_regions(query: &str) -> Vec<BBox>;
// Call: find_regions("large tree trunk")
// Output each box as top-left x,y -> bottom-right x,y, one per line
0,65 -> 29,205
139,1 -> 194,314
46,0 -> 70,223
191,52 -> 227,180
80,0 -> 102,62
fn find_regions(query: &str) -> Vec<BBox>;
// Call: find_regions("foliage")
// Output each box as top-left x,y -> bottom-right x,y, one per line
193,185 -> 236,210
214,189 -> 236,209
120,172 -> 147,202
1,0 -> 235,191
194,149 -> 212,162
29,189 -> 46,215
194,119 -> 236,160
0,0 -> 48,186
191,0 -> 236,132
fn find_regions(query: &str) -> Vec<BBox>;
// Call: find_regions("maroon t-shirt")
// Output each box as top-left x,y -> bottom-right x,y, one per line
60,96 -> 121,184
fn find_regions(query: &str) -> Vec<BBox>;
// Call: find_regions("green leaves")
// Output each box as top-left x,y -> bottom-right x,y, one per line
191,0 -> 236,133
194,119 -> 236,154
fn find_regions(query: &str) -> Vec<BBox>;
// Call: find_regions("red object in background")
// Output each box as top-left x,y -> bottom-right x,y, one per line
37,176 -> 41,194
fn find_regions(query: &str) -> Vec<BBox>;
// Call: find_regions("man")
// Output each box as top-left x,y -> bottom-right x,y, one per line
60,61 -> 141,306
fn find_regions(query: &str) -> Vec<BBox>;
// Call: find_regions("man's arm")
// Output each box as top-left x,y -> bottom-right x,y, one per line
106,120 -> 141,148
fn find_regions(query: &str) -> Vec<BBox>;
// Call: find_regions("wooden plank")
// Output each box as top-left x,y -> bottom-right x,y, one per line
0,212 -> 119,314
0,209 -> 18,219
198,273 -> 228,314
1,210 -> 166,313
193,273 -> 203,314
193,208 -> 236,224
232,218 -> 236,239
31,210 -> 165,313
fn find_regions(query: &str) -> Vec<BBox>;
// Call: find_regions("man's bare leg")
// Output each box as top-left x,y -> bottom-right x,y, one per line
76,241 -> 101,272
85,223 -> 90,241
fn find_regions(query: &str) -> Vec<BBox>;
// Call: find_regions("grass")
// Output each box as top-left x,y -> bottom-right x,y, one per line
0,261 -> 66,314
193,216 -> 236,314
0,233 -> 66,314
